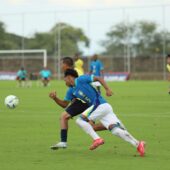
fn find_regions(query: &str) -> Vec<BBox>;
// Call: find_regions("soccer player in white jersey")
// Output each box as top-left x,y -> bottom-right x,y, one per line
64,69 -> 146,156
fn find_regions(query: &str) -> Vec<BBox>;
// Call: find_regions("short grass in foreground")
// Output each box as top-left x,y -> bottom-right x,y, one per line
0,80 -> 170,170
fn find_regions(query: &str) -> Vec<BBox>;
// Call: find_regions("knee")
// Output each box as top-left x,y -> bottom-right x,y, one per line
76,117 -> 81,126
60,112 -> 70,121
108,123 -> 120,131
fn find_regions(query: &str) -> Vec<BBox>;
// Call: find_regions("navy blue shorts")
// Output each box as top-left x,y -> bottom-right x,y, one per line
65,99 -> 89,117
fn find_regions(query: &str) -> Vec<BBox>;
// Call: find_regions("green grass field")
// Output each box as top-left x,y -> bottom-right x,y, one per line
0,80 -> 170,170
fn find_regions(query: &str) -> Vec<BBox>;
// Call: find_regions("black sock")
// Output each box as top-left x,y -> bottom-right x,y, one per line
61,129 -> 67,142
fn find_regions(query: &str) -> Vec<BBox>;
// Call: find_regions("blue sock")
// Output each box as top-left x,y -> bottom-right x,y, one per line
61,129 -> 67,142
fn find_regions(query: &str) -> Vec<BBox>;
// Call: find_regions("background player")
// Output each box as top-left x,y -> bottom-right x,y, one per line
74,53 -> 84,76
89,54 -> 104,93
16,67 -> 28,87
39,67 -> 52,87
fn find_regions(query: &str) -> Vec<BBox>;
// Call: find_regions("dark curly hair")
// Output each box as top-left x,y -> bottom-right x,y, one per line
64,69 -> 78,78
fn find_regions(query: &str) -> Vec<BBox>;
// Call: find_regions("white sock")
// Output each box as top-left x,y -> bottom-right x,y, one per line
76,118 -> 100,140
111,127 -> 139,147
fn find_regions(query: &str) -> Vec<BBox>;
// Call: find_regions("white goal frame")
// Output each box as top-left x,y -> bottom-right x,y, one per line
0,49 -> 47,67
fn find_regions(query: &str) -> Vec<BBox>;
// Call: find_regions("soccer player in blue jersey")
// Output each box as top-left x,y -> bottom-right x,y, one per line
63,69 -> 145,156
89,54 -> 104,93
49,57 -> 106,150
39,67 -> 52,87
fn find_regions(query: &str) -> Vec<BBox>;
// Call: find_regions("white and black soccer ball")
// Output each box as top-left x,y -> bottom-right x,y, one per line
4,95 -> 19,109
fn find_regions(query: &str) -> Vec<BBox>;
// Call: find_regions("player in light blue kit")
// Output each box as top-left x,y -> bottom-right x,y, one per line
64,69 -> 145,156
16,67 -> 28,87
89,54 -> 104,93
39,67 -> 52,86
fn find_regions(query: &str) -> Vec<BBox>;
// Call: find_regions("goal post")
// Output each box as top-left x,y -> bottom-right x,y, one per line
0,49 -> 47,67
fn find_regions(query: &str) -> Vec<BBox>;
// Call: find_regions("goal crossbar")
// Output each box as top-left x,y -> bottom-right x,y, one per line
0,49 -> 47,67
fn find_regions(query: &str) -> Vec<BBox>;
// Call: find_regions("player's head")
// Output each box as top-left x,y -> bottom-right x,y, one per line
167,54 -> 170,64
74,53 -> 80,60
167,54 -> 170,58
64,69 -> 78,87
61,57 -> 74,72
21,67 -> 24,70
92,54 -> 98,61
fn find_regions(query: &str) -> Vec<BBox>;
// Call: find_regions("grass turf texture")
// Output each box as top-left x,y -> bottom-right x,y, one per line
0,80 -> 170,170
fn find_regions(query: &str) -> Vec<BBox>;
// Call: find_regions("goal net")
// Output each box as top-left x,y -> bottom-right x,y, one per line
0,49 -> 47,80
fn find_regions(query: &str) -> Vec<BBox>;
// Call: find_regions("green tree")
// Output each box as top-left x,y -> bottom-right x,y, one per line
27,22 -> 89,56
0,21 -> 7,48
0,21 -> 89,55
101,20 -> 170,56
0,20 -> 28,50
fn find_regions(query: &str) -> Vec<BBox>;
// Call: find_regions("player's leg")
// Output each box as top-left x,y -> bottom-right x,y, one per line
80,104 -> 106,131
46,78 -> 50,86
76,118 -> 101,140
21,78 -> 26,87
17,78 -> 22,87
90,121 -> 107,131
50,111 -> 70,150
51,99 -> 89,150
76,118 -> 104,150
44,78 -> 49,86
76,104 -> 107,150
99,103 -> 145,156
42,78 -> 46,86
109,122 -> 145,156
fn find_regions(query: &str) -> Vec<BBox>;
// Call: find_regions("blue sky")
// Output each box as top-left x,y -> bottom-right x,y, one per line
1,0 -> 170,55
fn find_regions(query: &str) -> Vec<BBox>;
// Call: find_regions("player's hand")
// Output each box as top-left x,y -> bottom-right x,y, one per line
49,91 -> 57,100
106,88 -> 113,96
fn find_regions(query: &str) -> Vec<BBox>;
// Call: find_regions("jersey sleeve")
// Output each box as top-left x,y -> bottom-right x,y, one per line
17,71 -> 20,76
48,70 -> 52,77
77,75 -> 94,84
64,88 -> 74,101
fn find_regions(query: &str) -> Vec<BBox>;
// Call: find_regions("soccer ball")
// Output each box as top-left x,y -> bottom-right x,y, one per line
4,95 -> 19,109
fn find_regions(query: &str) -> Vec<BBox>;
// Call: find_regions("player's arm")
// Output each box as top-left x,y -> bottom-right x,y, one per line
100,69 -> 104,77
89,63 -> 93,74
100,61 -> 104,77
93,76 -> 113,96
49,91 -> 69,108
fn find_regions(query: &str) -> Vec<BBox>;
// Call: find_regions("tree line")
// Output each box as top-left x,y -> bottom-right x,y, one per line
102,20 -> 170,57
0,20 -> 170,57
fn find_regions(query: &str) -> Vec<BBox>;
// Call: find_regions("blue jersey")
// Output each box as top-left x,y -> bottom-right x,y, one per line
40,70 -> 51,78
64,87 -> 75,101
90,60 -> 104,76
65,75 -> 106,106
17,70 -> 27,79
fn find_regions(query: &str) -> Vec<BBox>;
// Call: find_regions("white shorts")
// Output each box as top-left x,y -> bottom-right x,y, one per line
88,103 -> 120,129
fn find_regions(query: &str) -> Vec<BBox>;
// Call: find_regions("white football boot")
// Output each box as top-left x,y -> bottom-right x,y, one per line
50,142 -> 67,150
